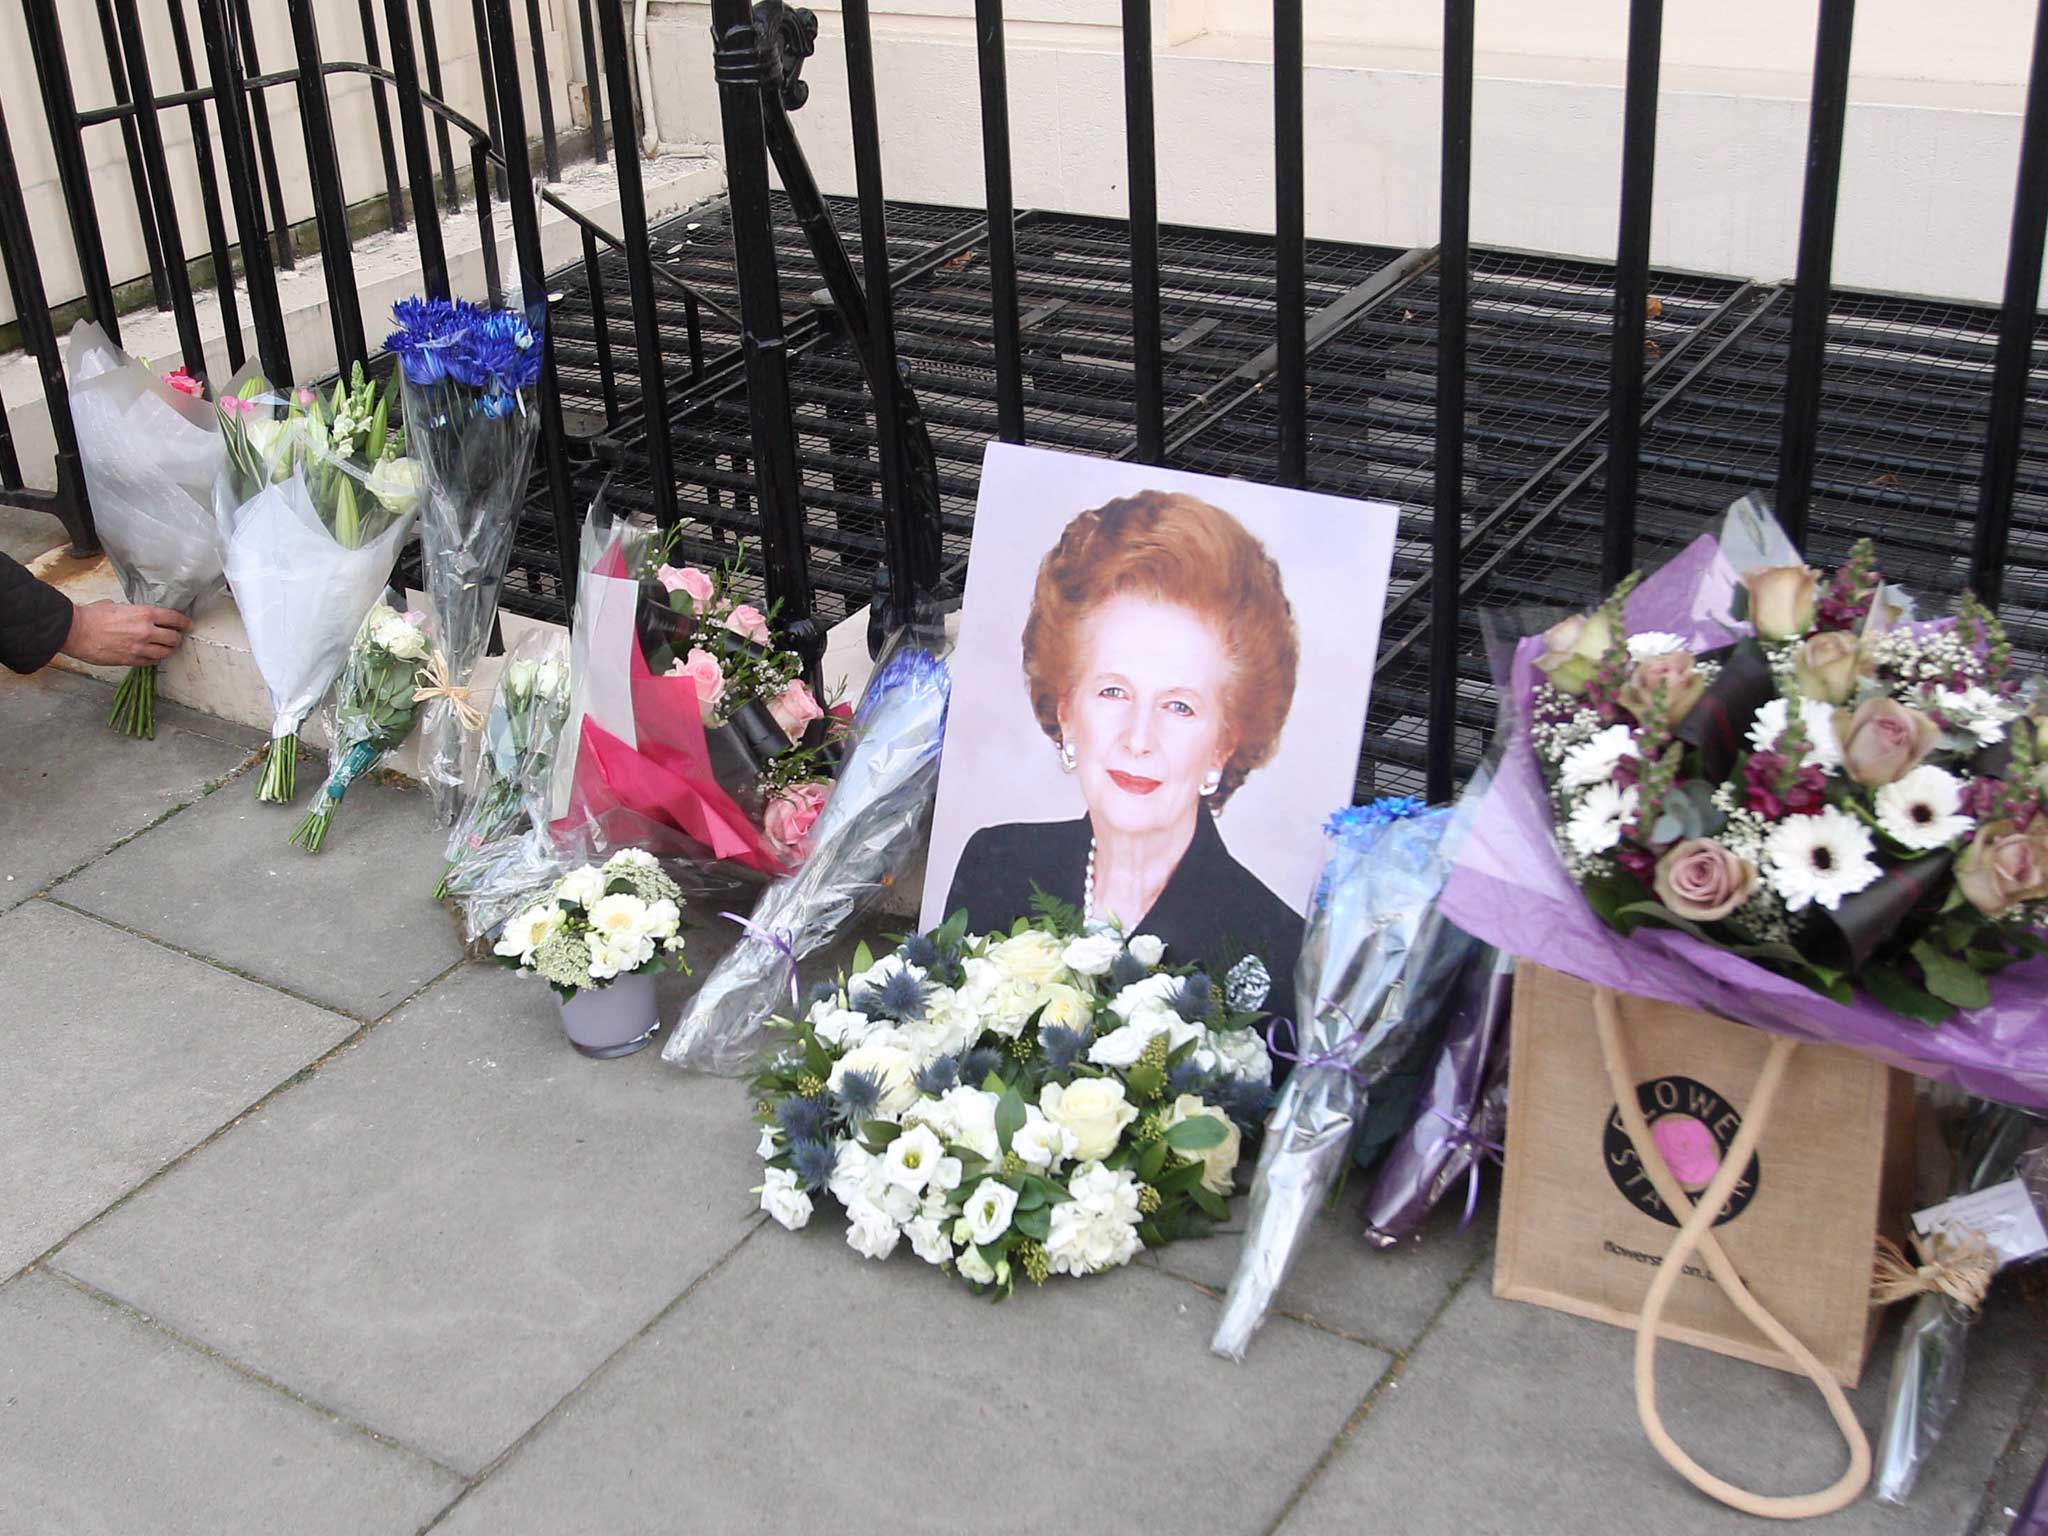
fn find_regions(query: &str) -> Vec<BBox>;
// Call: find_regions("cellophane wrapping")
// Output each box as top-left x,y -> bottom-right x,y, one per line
1212,796 -> 1487,1361
291,596 -> 435,852
663,633 -> 953,1074
438,626 -> 573,901
1875,1108 -> 2048,1503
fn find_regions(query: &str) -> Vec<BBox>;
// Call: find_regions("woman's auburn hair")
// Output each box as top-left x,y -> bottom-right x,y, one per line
1020,489 -> 1300,809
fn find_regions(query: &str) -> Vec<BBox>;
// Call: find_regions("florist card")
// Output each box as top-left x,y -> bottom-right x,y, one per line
923,442 -> 1399,1005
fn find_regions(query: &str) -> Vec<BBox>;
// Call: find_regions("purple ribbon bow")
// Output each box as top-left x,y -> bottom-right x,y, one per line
1426,1106 -> 1506,1230
720,911 -> 801,1015
1264,1014 -> 1370,1085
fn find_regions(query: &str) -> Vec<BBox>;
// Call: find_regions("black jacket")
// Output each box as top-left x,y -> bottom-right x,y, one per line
943,809 -> 1303,1027
1,553 -> 71,674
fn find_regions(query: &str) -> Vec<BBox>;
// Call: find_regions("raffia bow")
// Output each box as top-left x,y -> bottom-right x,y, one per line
412,652 -> 484,731
1871,1229 -> 1998,1312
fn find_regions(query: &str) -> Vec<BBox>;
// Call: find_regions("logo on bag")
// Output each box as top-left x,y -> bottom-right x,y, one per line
1603,1076 -> 1759,1229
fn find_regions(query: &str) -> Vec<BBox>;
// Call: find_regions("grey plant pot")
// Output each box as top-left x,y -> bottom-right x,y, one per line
557,972 -> 659,1059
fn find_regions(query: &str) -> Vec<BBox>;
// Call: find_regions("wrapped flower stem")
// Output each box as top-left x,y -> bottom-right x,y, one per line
1212,794 -> 1487,1361
289,600 -> 434,853
663,634 -> 953,1074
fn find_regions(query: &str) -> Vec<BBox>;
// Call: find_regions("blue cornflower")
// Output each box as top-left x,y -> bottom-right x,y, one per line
789,1137 -> 839,1192
958,1047 -> 1003,1087
775,1094 -> 833,1144
913,1055 -> 960,1096
448,307 -> 543,401
1173,972 -> 1213,1022
1109,948 -> 1150,990
1326,796 -> 1427,839
1167,1060 -> 1215,1098
1039,1025 -> 1088,1072
833,1070 -> 881,1123
385,295 -> 479,388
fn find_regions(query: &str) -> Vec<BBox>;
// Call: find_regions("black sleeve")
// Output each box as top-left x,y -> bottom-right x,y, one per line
0,552 -> 72,675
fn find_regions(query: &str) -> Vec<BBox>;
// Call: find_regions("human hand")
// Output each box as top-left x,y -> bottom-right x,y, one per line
62,601 -> 192,666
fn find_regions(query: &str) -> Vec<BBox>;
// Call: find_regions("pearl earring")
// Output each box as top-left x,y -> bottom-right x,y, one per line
1200,769 -> 1222,797
1059,740 -> 1077,772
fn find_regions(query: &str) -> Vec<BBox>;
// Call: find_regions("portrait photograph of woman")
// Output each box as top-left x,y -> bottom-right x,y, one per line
923,444 -> 1400,1016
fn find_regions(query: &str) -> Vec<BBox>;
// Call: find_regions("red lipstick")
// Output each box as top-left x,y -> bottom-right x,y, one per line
1107,770 -> 1162,795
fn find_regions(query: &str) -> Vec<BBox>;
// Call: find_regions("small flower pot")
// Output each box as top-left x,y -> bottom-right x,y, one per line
557,972 -> 659,1059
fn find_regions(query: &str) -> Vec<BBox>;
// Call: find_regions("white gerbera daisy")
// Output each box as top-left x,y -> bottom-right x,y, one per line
1626,631 -> 1688,661
1874,765 -> 1974,851
1746,696 -> 1843,776
1559,723 -> 1639,789
1764,806 -> 1881,912
1565,782 -> 1638,858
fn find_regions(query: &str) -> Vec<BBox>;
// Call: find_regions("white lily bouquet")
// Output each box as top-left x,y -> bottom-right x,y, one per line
492,849 -> 688,997
749,903 -> 1274,1297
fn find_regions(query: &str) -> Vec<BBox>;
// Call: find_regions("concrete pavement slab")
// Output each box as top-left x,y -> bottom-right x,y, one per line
50,962 -> 772,1474
430,1225 -> 1394,1536
1146,1191 -> 1491,1352
52,768 -> 464,1018
1278,1273 -> 2048,1536
0,668 -> 257,914
0,901 -> 357,1277
0,1270 -> 460,1535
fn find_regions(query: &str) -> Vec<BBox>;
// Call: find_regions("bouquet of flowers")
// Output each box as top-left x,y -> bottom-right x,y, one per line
289,599 -> 434,852
664,634 -> 952,1075
64,320 -> 226,737
549,490 -> 844,882
491,849 -> 687,997
749,908 -> 1274,1297
384,295 -> 547,824
1212,797 -> 1487,1360
435,629 -> 572,900
215,364 -> 423,802
1441,499 -> 2048,1111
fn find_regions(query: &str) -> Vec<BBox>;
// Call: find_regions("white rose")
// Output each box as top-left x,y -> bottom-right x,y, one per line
828,1043 -> 920,1117
1039,1079 -> 1138,1162
642,898 -> 681,941
1126,934 -> 1167,968
1013,1109 -> 1078,1170
1205,1026 -> 1274,1087
1109,972 -> 1184,1020
1162,1094 -> 1242,1196
503,658 -> 538,701
755,1126 -> 780,1161
906,1213 -> 952,1266
843,1199 -> 900,1261
957,956 -> 1004,1007
933,1086 -> 1001,1160
987,929 -> 1069,987
828,1142 -> 880,1208
1061,932 -> 1121,976
882,1124 -> 948,1193
364,454 -> 426,517
956,1244 -> 997,1285
533,654 -> 567,699
758,1168 -> 812,1231
492,902 -> 563,961
806,1000 -> 871,1048
1033,982 -> 1094,1034
961,1179 -> 1019,1245
852,952 -> 927,994
604,847 -> 660,873
1087,1007 -> 1201,1069
554,866 -> 607,911
899,994 -> 978,1063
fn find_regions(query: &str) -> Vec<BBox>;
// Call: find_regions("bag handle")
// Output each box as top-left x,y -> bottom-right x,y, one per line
1592,985 -> 1872,1519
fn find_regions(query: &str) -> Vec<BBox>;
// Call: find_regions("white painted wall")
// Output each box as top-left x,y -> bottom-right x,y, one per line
642,0 -> 2039,303
0,0 -> 586,325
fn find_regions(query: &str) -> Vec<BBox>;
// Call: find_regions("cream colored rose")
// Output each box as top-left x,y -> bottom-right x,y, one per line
1617,651 -> 1706,723
987,929 -> 1069,987
1789,631 -> 1864,705
1039,1078 -> 1138,1162
1033,982 -> 1093,1033
1163,1094 -> 1242,1196
828,1043 -> 920,1117
1956,819 -> 2048,920
1743,564 -> 1820,640
1533,611 -> 1614,696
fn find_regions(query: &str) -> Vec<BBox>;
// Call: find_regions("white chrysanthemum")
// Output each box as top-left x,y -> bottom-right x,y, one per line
554,865 -> 607,912
1932,685 -> 2016,747
1875,765 -> 1975,851
1565,782 -> 1638,858
1559,723 -> 1639,789
1626,631 -> 1688,660
1764,806 -> 1882,912
1045,1162 -> 1144,1277
1746,696 -> 1843,776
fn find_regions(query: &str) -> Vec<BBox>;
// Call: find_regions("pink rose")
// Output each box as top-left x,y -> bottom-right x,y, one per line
1956,819 -> 2048,919
767,679 -> 824,740
1838,695 -> 1938,786
1652,838 -> 1757,922
763,781 -> 830,858
1617,651 -> 1706,723
657,564 -> 716,606
724,603 -> 772,646
669,646 -> 725,720
162,367 -> 204,397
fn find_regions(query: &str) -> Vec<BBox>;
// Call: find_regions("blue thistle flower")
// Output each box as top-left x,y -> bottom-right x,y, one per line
1173,972 -> 1213,1022
867,967 -> 931,1023
1109,948 -> 1150,990
803,978 -> 839,1010
958,1047 -> 1003,1087
1167,1060 -> 1214,1098
1040,1025 -> 1088,1072
913,1055 -> 960,1096
789,1137 -> 839,1192
775,1094 -> 832,1144
833,1070 -> 881,1123
898,934 -> 940,970
1213,1077 -> 1273,1129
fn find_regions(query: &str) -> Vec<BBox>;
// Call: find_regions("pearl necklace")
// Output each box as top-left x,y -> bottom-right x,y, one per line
1083,836 -> 1098,922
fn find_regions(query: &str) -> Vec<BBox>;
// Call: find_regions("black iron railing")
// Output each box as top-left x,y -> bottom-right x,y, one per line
3,0 -> 2046,800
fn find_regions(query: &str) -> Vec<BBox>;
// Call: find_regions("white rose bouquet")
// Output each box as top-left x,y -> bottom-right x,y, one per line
214,362 -> 423,803
288,600 -> 434,852
435,631 -> 573,900
492,849 -> 688,997
748,903 -> 1274,1297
